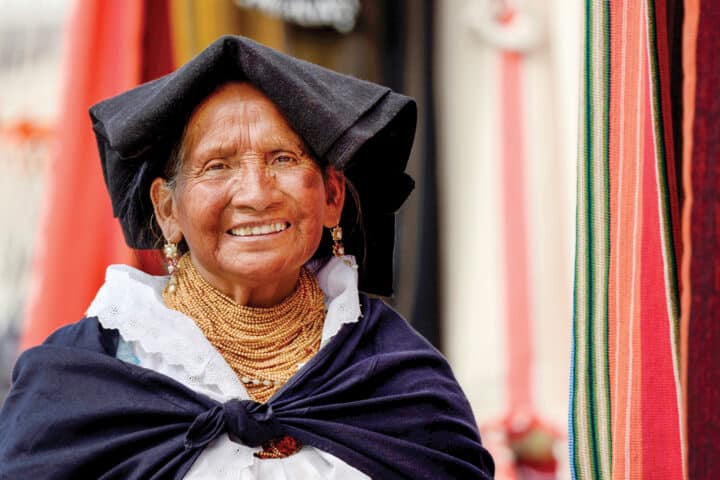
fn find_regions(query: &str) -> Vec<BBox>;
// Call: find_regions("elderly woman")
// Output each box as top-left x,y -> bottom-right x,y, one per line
0,36 -> 494,479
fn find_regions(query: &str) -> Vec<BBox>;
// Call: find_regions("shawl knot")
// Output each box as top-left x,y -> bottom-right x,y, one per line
184,399 -> 283,449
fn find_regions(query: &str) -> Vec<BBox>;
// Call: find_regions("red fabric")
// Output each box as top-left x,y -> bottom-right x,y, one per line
141,0 -> 175,83
639,47 -> 683,479
20,1 -> 146,349
687,2 -> 720,477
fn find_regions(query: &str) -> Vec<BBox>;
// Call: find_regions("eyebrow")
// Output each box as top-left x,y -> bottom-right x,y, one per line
190,132 -> 310,160
192,143 -> 236,160
262,134 -> 308,154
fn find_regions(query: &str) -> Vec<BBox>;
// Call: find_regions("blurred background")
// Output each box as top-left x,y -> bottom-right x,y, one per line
0,0 -> 580,477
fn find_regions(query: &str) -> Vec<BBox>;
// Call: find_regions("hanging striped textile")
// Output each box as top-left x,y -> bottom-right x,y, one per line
571,1 -> 684,479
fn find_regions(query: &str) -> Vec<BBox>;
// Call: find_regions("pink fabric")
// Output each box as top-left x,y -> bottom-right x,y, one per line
501,51 -> 533,415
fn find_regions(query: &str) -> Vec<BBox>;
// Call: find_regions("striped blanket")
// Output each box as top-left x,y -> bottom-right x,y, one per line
571,1 -> 685,478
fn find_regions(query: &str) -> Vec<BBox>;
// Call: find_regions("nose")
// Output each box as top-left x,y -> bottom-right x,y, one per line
229,160 -> 278,211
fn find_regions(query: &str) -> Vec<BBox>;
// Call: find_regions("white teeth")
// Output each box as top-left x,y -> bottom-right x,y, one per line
230,222 -> 287,237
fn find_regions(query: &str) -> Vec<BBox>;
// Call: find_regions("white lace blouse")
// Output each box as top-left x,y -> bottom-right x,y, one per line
86,256 -> 370,480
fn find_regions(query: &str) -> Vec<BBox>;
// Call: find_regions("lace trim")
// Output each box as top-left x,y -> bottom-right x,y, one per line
86,256 -> 362,398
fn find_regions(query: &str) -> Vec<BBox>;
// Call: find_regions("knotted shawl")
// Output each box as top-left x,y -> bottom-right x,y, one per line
0,296 -> 494,479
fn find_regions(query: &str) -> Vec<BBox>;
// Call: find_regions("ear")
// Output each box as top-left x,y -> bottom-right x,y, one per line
323,167 -> 346,228
150,177 -> 183,243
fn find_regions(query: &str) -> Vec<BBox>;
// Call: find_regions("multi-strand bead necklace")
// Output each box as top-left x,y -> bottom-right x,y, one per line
163,254 -> 326,403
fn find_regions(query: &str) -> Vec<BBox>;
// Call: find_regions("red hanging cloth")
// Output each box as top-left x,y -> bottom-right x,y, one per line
20,0 -> 173,350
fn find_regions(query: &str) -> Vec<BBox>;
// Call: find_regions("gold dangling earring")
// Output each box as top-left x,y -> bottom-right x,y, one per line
330,224 -> 355,268
331,225 -> 344,257
163,241 -> 179,294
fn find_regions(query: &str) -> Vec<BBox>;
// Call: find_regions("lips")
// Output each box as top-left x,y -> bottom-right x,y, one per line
228,221 -> 289,237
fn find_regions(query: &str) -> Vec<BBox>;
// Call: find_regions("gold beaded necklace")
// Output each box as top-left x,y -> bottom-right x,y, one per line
163,254 -> 326,403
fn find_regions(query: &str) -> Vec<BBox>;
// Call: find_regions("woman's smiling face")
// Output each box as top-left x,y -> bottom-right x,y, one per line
152,82 -> 345,305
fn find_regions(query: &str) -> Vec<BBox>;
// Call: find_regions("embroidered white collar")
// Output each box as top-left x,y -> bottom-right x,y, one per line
86,256 -> 362,401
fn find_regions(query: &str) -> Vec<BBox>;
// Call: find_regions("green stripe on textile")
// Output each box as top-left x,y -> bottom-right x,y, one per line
571,1 -> 612,479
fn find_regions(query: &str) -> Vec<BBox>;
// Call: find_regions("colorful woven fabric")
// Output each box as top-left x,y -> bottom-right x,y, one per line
571,1 -> 684,478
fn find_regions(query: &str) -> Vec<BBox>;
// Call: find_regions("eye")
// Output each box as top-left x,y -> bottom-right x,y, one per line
270,153 -> 299,166
203,160 -> 229,172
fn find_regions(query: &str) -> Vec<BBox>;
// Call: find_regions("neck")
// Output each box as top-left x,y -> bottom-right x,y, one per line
188,254 -> 300,307
162,254 -> 326,403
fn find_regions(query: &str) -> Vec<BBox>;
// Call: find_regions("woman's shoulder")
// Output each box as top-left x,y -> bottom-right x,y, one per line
355,295 -> 472,399
359,294 -> 440,353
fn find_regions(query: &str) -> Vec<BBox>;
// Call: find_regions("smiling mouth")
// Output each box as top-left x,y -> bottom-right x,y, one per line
228,221 -> 289,237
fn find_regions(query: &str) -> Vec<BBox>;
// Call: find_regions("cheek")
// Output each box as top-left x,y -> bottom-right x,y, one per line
175,185 -> 227,242
293,180 -> 329,225
295,168 -> 327,204
285,176 -> 328,248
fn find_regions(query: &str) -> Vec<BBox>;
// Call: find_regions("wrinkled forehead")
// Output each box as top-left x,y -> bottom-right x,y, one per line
191,82 -> 276,119
181,81 -> 312,161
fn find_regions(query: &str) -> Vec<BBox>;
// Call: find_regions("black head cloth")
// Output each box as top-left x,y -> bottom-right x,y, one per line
89,35 -> 416,296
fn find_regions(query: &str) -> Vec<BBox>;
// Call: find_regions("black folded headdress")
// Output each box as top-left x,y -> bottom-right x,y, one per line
90,35 -> 416,296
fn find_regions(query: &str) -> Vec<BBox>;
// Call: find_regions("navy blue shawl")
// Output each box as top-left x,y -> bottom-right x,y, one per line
0,296 -> 494,479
